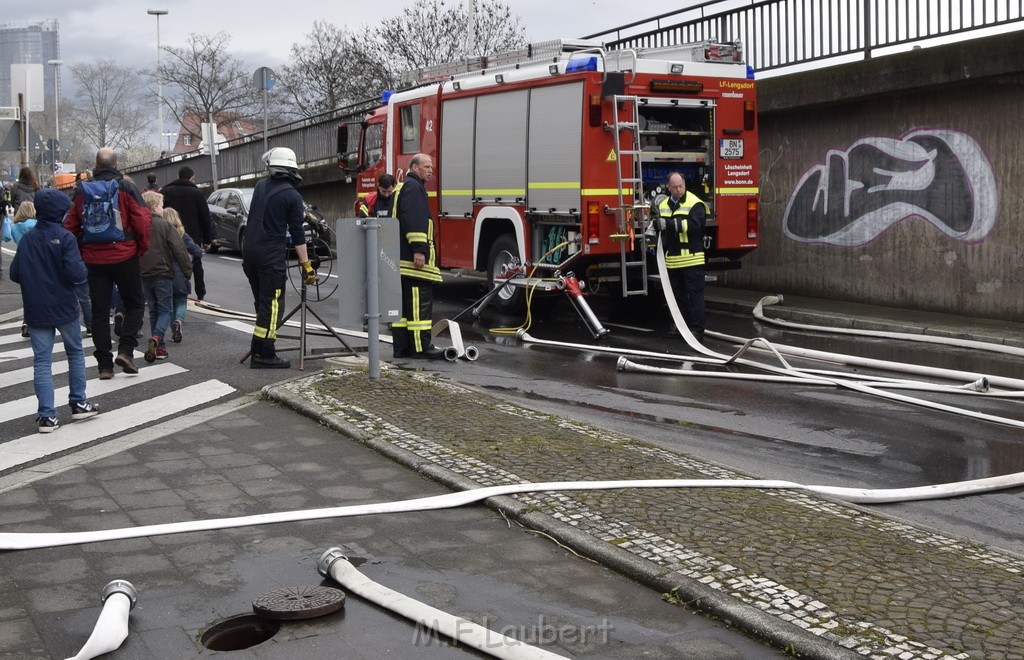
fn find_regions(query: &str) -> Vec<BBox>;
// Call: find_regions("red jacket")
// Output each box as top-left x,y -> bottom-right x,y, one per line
65,167 -> 151,264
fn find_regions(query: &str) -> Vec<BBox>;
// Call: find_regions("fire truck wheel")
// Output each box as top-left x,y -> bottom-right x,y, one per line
487,234 -> 525,313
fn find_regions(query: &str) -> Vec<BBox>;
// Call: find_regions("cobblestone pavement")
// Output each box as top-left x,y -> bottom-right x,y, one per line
268,367 -> 1024,660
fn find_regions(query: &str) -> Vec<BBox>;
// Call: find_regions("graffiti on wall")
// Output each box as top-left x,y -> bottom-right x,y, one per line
783,128 -> 997,247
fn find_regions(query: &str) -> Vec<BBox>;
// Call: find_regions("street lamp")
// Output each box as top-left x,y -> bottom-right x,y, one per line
147,9 -> 168,154
47,59 -> 62,174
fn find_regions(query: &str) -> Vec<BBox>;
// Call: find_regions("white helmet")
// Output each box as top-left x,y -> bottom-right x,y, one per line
263,147 -> 298,169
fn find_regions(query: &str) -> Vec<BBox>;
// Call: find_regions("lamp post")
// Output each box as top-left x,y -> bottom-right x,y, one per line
147,9 -> 168,153
47,59 -> 62,174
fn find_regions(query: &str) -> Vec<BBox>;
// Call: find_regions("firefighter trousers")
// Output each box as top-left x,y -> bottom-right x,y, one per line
392,279 -> 434,356
242,257 -> 287,356
667,266 -> 706,339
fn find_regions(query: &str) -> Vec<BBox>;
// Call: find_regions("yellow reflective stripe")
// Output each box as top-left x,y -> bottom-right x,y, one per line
411,287 -> 423,352
583,188 -> 633,195
528,182 -> 580,189
267,287 -> 283,340
428,191 -> 437,198
407,321 -> 433,330
665,253 -> 706,268
253,326 -> 269,339
715,187 -> 759,195
475,189 -> 526,196
400,264 -> 443,281
392,319 -> 408,329
406,232 -> 429,243
357,192 -> 369,199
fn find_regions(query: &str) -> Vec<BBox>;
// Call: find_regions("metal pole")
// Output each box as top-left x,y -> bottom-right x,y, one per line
208,110 -> 219,191
48,60 -> 62,174
148,9 -> 168,153
364,219 -> 381,380
24,66 -> 30,168
262,71 -> 269,155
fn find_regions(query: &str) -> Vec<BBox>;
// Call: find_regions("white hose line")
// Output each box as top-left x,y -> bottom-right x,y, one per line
432,319 -> 478,361
319,549 -> 565,660
753,295 -> 1024,358
6,475 -> 1024,552
67,580 -> 137,660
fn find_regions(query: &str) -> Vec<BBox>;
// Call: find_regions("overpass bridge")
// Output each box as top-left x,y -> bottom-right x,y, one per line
126,1 -> 1024,320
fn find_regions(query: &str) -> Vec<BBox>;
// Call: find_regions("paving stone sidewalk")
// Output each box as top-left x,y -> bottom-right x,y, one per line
268,367 -> 1024,660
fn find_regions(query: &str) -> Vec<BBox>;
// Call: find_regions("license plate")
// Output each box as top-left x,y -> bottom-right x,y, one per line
719,138 -> 744,159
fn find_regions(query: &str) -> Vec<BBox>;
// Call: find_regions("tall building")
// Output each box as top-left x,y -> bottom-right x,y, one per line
0,19 -> 60,107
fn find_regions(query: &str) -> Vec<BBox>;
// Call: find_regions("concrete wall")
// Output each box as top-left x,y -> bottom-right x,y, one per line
719,31 -> 1024,321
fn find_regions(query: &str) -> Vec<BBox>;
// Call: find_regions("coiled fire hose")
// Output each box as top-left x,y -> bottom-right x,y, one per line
319,549 -> 564,660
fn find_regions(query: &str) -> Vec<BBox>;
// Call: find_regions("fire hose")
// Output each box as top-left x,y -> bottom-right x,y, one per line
319,549 -> 564,660
66,580 -> 137,660
5,474 -> 1024,552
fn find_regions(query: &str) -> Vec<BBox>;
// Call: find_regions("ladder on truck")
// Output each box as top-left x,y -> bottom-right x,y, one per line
608,95 -> 649,297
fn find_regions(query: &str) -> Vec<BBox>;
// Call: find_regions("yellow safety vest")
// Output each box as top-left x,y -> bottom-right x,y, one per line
658,192 -> 708,269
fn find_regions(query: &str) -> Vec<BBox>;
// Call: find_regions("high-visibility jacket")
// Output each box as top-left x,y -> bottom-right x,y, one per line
394,172 -> 442,283
658,191 -> 708,269
356,186 -> 399,218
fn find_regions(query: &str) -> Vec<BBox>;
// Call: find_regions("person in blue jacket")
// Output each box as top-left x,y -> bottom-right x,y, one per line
9,189 -> 100,433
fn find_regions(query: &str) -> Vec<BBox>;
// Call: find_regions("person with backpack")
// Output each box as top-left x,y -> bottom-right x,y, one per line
9,190 -> 100,432
64,147 -> 152,379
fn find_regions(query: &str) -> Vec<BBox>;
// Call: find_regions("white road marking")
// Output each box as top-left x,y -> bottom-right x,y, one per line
0,363 -> 187,422
0,337 -> 95,361
0,380 -> 237,473
0,356 -> 100,390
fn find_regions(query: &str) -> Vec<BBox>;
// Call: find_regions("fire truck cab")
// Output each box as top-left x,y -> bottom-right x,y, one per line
339,38 -> 759,312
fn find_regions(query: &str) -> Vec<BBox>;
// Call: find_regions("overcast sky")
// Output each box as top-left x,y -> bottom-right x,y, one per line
27,1 -> 692,75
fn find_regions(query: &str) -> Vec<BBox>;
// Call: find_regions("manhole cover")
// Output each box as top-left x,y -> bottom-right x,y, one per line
252,586 -> 346,620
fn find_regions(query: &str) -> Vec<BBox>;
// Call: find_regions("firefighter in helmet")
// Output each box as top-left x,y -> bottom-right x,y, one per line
392,154 -> 444,359
653,171 -> 709,342
241,147 -> 316,368
356,173 -> 399,218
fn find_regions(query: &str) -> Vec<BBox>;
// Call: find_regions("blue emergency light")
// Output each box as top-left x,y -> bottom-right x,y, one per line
382,90 -> 395,104
565,55 -> 599,73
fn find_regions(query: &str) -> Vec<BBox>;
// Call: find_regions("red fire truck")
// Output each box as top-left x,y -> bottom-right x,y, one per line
339,38 -> 759,316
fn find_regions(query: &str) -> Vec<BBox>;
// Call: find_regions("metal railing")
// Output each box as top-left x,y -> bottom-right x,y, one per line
584,0 -> 1024,74
126,99 -> 375,186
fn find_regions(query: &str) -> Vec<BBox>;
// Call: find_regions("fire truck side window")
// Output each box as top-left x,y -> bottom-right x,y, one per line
400,104 -> 421,154
365,123 -> 383,165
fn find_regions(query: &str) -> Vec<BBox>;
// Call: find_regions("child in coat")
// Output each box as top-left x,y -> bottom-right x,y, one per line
9,190 -> 100,432
163,208 -> 203,343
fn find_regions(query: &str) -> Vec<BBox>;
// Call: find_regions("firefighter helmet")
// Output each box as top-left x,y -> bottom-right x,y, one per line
263,147 -> 298,169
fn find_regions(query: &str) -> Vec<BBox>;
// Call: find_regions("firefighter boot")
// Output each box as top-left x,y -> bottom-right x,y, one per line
251,339 -> 290,369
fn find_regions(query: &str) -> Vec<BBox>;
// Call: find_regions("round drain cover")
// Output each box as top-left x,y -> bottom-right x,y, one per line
252,586 -> 345,620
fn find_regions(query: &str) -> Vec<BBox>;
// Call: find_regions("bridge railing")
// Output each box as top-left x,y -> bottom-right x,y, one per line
584,0 -> 1024,74
126,99 -> 374,188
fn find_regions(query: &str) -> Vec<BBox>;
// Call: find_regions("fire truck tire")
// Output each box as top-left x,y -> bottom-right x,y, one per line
487,234 -> 525,312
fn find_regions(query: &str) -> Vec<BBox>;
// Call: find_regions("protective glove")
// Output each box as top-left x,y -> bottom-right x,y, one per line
652,216 -> 666,233
300,260 -> 316,285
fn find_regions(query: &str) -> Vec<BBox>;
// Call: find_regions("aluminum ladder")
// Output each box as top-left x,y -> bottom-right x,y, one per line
608,95 -> 649,297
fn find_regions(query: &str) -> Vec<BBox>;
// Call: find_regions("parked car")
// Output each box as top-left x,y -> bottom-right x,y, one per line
206,187 -> 333,255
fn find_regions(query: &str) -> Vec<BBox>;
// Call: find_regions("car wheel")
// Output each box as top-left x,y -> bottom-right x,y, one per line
237,229 -> 245,254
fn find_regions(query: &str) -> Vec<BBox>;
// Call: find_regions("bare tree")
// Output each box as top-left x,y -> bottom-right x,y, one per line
276,21 -> 356,119
157,32 -> 260,133
276,1 -> 526,116
65,60 -> 151,155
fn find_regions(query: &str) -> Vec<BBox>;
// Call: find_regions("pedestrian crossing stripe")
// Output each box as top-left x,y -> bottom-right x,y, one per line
0,380 -> 237,473
0,357 -> 99,390
0,363 -> 187,423
0,337 -> 95,362
0,326 -> 89,347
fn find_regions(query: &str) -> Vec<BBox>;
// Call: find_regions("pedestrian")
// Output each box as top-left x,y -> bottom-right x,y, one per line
139,191 -> 192,362
652,171 -> 708,342
160,165 -> 212,300
9,189 -> 100,433
241,147 -> 316,369
11,166 -> 40,207
392,153 -> 443,359
143,172 -> 161,193
64,147 -> 152,379
163,207 -> 203,343
356,173 -> 398,218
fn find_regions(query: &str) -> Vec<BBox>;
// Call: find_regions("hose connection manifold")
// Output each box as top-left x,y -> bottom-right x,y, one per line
559,274 -> 609,340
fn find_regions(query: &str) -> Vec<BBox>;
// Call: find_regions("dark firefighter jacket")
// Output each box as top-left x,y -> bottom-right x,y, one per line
657,191 -> 708,269
394,172 -> 441,283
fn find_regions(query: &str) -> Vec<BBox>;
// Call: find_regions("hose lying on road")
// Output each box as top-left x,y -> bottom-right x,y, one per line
67,580 -> 137,660
751,294 -> 1024,358
319,548 -> 564,660
4,474 -> 1024,551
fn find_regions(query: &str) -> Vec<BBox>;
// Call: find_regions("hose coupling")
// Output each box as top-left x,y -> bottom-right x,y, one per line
101,579 -> 138,610
318,547 -> 348,578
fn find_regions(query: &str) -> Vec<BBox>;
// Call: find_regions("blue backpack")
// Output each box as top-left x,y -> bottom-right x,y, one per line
80,179 -> 126,243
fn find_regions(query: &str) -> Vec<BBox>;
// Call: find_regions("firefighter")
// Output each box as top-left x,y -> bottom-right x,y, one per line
241,147 -> 316,368
356,173 -> 398,218
653,171 -> 708,342
392,154 -> 443,359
